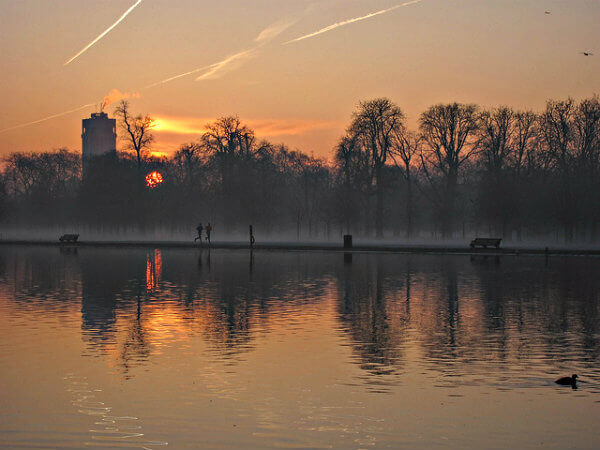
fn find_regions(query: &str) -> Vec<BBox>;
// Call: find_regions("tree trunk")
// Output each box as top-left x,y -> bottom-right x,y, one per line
375,166 -> 384,239
442,172 -> 458,239
406,176 -> 412,239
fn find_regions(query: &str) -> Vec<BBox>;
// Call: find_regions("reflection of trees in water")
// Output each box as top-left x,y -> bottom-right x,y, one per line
415,259 -> 486,366
337,256 -> 409,377
80,250 -> 146,350
160,251 -> 332,356
336,254 -> 600,380
472,257 -> 600,364
0,246 -> 81,315
416,256 -> 600,374
0,247 -> 153,375
2,247 -> 600,382
119,294 -> 150,379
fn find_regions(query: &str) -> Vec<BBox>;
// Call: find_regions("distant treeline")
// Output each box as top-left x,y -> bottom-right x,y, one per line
1,96 -> 599,242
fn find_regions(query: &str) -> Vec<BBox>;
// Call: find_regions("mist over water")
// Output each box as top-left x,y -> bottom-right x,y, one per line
3,225 -> 600,251
0,246 -> 599,449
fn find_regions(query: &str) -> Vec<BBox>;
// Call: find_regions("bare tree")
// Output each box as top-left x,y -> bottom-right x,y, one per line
3,96 -> 598,243
477,107 -> 516,236
173,142 -> 203,187
201,116 -> 257,159
507,110 -> 539,240
573,97 -> 600,239
334,134 -> 373,234
390,128 -> 420,238
3,149 -> 80,199
200,117 -> 261,230
479,106 -> 515,176
540,99 -> 578,240
512,111 -> 539,176
419,103 -> 479,238
348,98 -> 405,238
538,97 -> 600,240
572,96 -> 600,175
114,100 -> 155,172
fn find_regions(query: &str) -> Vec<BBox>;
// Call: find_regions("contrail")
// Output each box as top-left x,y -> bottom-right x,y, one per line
148,17 -> 295,87
144,51 -> 256,88
255,19 -> 296,44
195,49 -> 257,81
194,18 -> 296,81
148,3 -> 424,84
64,0 -> 144,65
0,103 -> 96,134
284,0 -> 424,44
144,64 -> 219,88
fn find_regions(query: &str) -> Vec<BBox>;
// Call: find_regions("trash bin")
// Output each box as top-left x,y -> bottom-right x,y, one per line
343,235 -> 353,249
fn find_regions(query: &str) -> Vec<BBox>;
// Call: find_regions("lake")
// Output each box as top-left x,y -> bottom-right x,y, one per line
0,245 -> 599,449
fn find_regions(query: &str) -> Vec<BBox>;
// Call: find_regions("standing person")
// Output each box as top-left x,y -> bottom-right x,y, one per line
194,223 -> 203,243
249,225 -> 255,248
205,223 -> 212,245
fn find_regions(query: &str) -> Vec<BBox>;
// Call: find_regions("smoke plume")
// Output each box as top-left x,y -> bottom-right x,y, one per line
101,89 -> 140,110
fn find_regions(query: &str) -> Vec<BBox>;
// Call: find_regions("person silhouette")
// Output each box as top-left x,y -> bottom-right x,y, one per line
194,223 -> 203,243
205,223 -> 212,244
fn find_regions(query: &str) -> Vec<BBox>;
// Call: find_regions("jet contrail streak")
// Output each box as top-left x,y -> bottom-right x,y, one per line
284,0 -> 424,44
148,17 -> 291,87
195,49 -> 257,81
64,0 -> 144,65
3,18 -> 279,133
255,19 -> 296,43
144,64 -> 219,88
145,49 -> 256,87
0,103 -> 96,134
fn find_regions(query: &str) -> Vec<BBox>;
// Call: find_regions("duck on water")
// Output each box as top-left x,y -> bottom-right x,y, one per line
555,374 -> 578,386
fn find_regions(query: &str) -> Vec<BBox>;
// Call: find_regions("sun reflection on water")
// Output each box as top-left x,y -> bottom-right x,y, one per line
146,249 -> 162,291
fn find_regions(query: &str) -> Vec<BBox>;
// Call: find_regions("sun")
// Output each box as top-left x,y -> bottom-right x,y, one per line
146,171 -> 164,188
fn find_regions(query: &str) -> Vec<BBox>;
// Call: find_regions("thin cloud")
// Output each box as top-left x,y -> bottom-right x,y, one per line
250,118 -> 338,136
255,19 -> 296,43
195,49 -> 258,81
0,103 -> 96,134
153,115 -> 338,137
64,0 -> 144,65
149,16 -> 297,87
144,64 -> 217,89
285,0 -> 424,44
145,46 -> 257,88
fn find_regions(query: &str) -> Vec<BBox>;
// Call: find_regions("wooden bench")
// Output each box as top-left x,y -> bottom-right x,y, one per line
470,237 -> 501,249
59,234 -> 79,243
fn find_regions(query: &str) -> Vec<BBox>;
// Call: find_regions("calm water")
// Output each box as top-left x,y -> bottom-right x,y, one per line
0,246 -> 599,449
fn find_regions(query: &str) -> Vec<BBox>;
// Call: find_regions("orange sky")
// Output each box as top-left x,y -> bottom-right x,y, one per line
0,0 -> 598,159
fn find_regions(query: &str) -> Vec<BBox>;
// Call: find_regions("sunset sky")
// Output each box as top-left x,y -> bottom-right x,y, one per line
1,0 -> 598,159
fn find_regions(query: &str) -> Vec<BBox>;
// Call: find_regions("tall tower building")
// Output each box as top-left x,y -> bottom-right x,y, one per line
82,112 -> 117,164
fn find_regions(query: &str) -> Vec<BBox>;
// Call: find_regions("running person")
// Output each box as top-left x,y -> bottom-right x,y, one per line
205,223 -> 212,244
194,223 -> 203,242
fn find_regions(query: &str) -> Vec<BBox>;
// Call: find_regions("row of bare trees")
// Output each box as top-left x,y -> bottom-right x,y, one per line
0,96 -> 598,242
335,96 -> 600,242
